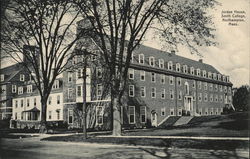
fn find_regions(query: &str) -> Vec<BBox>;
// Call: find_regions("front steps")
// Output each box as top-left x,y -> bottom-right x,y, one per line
173,116 -> 194,126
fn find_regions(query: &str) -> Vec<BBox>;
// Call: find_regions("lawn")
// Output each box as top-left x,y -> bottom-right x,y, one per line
41,112 -> 249,150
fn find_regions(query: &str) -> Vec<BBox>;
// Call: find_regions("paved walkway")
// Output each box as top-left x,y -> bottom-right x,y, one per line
97,135 -> 249,141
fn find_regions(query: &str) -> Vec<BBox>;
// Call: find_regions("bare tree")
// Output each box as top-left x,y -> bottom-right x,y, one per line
75,0 -> 217,136
1,0 -> 82,132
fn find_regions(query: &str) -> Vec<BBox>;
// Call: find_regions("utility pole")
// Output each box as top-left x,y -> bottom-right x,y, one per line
82,52 -> 88,139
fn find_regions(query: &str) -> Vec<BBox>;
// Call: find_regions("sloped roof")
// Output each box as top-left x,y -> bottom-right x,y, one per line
0,64 -> 23,83
133,45 -> 221,74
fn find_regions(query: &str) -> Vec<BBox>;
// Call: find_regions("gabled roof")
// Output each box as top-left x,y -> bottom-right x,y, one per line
0,63 -> 23,83
133,45 -> 221,74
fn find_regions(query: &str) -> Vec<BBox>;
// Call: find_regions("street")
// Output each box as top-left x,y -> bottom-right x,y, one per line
0,135 -> 249,159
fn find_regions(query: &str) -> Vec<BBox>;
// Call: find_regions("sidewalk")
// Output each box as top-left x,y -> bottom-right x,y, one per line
97,135 -> 249,141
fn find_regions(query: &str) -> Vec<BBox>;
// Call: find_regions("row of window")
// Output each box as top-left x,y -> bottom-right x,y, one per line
128,69 -> 232,93
133,54 -> 230,82
0,74 -> 26,82
14,95 -> 61,108
14,109 -> 61,120
128,84 -> 231,103
68,106 -> 104,125
12,80 -> 60,95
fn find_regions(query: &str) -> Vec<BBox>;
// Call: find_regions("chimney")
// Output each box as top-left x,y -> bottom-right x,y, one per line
199,59 -> 203,63
171,50 -> 175,54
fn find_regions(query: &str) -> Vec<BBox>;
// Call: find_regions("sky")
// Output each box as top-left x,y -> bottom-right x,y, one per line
144,0 -> 250,88
2,0 -> 249,88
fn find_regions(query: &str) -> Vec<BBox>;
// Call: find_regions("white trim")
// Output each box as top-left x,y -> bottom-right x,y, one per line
129,106 -> 135,124
129,85 -> 135,97
140,71 -> 145,81
149,56 -> 155,67
140,106 -> 146,123
128,68 -> 134,79
68,108 -> 73,124
96,106 -> 104,125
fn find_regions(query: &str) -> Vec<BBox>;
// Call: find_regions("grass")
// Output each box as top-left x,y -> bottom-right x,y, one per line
41,112 -> 249,150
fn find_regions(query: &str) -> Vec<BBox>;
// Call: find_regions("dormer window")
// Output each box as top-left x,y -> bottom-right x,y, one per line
168,61 -> 173,70
218,74 -> 221,81
20,74 -> 25,81
190,67 -> 194,75
0,74 -> 4,81
159,59 -> 164,68
176,63 -> 181,72
149,56 -> 155,66
183,65 -> 188,74
222,75 -> 226,82
27,85 -> 33,93
213,73 -> 217,80
18,87 -> 23,94
226,76 -> 230,82
139,54 -> 144,64
208,72 -> 212,79
197,69 -> 201,76
52,80 -> 60,89
202,70 -> 206,78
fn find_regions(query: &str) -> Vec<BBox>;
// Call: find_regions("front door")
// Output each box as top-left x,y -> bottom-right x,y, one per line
151,112 -> 157,127
184,96 -> 193,116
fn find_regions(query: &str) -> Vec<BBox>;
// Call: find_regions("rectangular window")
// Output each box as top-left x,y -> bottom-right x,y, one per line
178,109 -> 182,116
18,87 -> 23,94
161,108 -> 165,116
48,96 -> 52,105
170,90 -> 174,99
97,84 -> 103,97
57,95 -> 60,104
192,80 -> 196,88
96,106 -> 104,125
198,81 -> 201,89
193,92 -> 196,101
140,71 -> 145,81
96,68 -> 102,78
21,99 -> 23,107
220,95 -> 223,103
27,85 -> 33,93
168,61 -> 173,70
129,85 -> 135,97
215,95 -> 218,102
224,86 -> 227,93
170,108 -> 174,116
34,98 -> 37,106
151,72 -> 156,82
52,80 -> 60,89
27,99 -> 30,107
178,91 -> 182,100
210,84 -> 213,91
210,94 -> 213,102
159,59 -> 164,68
215,84 -> 218,91
198,93 -> 202,102
228,87 -> 231,93
161,74 -> 165,84
151,87 -> 156,98
12,85 -> 16,93
20,74 -> 25,81
129,106 -> 135,124
128,69 -> 134,79
77,85 -> 82,97
68,88 -> 73,99
161,89 -> 165,99
139,54 -> 144,64
203,70 -> 206,78
197,69 -> 201,76
76,69 -> 82,79
204,82 -> 207,90
140,86 -> 146,97
57,110 -> 60,120
169,76 -> 174,85
0,74 -> 4,81
190,67 -> 194,75
140,106 -> 146,123
68,109 -> 73,124
183,65 -> 188,73
149,57 -> 155,66
48,111 -> 52,120
177,77 -> 181,86
68,72 -> 73,82
204,93 -> 208,102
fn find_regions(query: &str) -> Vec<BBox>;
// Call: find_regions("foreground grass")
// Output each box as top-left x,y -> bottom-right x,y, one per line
41,134 -> 249,150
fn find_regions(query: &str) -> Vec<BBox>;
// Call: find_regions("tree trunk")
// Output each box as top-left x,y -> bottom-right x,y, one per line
39,98 -> 48,133
112,95 -> 122,136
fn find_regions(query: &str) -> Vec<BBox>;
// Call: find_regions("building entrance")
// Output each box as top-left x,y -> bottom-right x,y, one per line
184,96 -> 193,116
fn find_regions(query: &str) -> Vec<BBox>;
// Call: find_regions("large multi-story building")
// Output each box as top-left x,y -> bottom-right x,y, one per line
7,42 -> 233,129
